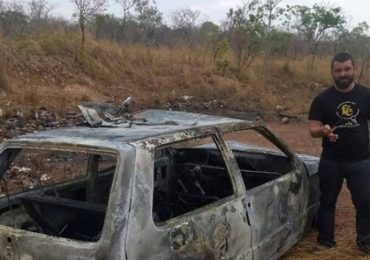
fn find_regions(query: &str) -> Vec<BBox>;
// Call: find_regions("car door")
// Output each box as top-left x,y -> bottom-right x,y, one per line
125,132 -> 253,260
244,168 -> 307,260
222,125 -> 310,260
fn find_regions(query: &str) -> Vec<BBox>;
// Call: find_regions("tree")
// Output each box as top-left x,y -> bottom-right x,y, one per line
198,21 -> 225,65
263,0 -> 283,38
0,1 -> 5,12
224,1 -> 265,72
28,0 -> 54,32
6,0 -> 25,14
94,14 -> 121,41
115,0 -> 162,44
170,7 -> 201,63
261,0 -> 283,78
28,0 -> 55,29
335,22 -> 370,81
199,21 -> 219,42
286,4 -> 345,61
135,0 -> 162,43
115,0 -> 135,22
269,29 -> 293,56
170,8 -> 200,45
115,0 -> 136,42
71,0 -> 108,53
0,1 -> 27,37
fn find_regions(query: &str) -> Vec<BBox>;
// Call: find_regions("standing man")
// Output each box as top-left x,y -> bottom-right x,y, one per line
308,52 -> 370,254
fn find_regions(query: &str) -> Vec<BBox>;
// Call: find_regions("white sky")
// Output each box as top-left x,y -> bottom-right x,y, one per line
49,0 -> 369,28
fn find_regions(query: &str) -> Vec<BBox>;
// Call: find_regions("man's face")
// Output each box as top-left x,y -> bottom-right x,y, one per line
331,60 -> 355,90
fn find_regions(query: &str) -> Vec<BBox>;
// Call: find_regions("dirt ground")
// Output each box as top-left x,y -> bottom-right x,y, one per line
264,120 -> 370,259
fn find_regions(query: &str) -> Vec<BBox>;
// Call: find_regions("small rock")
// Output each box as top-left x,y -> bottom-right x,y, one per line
282,117 -> 290,124
40,174 -> 50,182
276,105 -> 285,112
15,111 -> 24,118
183,95 -> 193,101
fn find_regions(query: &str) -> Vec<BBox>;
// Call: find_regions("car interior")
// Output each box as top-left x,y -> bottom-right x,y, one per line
153,145 -> 293,223
0,149 -> 116,242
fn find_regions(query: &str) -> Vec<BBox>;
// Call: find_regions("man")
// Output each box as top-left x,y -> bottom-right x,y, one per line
308,52 -> 370,254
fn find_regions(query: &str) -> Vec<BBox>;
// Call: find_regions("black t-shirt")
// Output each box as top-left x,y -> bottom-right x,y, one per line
308,84 -> 370,161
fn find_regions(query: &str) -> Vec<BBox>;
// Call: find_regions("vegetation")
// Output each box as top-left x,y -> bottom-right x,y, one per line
0,0 -> 369,118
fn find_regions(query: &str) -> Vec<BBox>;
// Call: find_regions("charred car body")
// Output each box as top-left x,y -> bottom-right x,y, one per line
0,109 -> 320,260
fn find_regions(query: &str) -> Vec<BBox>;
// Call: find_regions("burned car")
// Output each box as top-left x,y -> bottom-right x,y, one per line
0,109 -> 320,260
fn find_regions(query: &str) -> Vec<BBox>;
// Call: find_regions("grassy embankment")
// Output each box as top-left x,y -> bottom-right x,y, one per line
1,31 -> 368,118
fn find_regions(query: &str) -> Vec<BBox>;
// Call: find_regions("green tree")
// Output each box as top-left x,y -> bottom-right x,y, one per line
136,0 -> 162,43
261,0 -> 284,78
0,1 -> 27,37
286,4 -> 345,61
199,21 -> 222,61
335,22 -> 370,81
198,21 -> 229,69
224,0 -> 265,72
94,14 -> 121,41
0,10 -> 27,36
269,29 -> 293,56
115,0 -> 162,44
199,21 -> 219,42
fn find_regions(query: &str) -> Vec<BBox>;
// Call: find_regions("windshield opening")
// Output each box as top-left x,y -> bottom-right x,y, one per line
0,148 -> 117,242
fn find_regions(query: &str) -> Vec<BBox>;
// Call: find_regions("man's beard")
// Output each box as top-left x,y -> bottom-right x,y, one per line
335,76 -> 354,89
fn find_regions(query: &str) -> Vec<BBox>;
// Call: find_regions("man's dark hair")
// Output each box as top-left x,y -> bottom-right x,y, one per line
331,52 -> 355,69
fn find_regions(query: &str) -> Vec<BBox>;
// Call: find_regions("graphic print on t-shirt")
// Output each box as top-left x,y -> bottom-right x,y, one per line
334,101 -> 360,129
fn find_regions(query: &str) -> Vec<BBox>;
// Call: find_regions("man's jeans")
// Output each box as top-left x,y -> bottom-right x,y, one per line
317,158 -> 370,245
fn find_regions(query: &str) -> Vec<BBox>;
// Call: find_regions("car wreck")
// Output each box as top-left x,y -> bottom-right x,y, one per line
0,108 -> 320,260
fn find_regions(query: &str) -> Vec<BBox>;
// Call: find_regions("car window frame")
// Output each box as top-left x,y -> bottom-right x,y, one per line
149,130 -> 243,227
219,122 -> 300,166
0,141 -> 123,245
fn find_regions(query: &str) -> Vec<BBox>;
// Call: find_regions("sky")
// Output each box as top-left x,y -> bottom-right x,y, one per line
49,0 -> 370,28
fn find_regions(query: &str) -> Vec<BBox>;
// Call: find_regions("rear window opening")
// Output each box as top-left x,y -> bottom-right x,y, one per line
0,148 -> 117,242
223,129 -> 294,189
152,136 -> 234,224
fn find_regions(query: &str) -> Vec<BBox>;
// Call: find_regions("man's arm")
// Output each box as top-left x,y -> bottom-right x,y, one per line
309,120 -> 338,142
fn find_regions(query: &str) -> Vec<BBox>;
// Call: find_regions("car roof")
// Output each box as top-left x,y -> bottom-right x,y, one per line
12,110 -> 247,145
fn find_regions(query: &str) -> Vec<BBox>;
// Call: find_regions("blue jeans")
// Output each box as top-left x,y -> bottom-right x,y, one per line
317,158 -> 370,244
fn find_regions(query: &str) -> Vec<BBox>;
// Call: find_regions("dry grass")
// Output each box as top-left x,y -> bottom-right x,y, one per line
0,67 -> 9,91
0,43 -> 10,91
282,182 -> 366,260
0,32 -> 368,117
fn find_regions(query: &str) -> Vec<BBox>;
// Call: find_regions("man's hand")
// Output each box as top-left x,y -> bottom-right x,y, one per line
323,124 -> 339,142
309,121 -> 338,142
